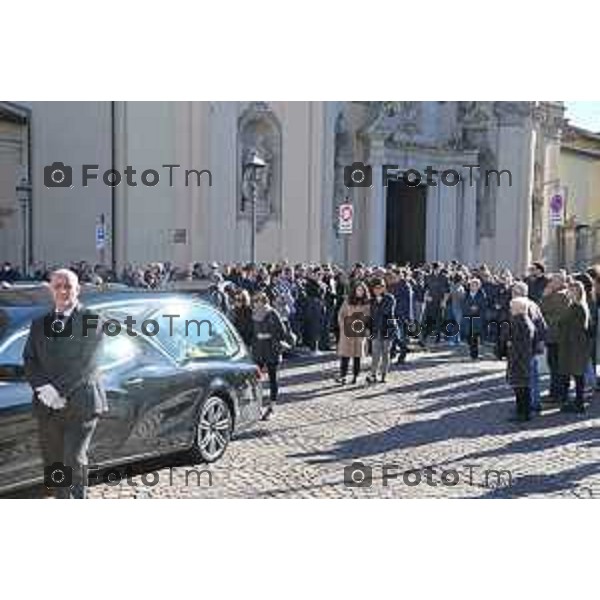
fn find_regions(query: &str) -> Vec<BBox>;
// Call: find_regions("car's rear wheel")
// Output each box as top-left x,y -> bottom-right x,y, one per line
193,395 -> 233,463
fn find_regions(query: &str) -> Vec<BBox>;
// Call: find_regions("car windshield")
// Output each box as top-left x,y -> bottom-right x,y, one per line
151,302 -> 241,362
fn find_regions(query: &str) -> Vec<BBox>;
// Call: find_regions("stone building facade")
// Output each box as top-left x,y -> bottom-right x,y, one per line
27,101 -> 565,274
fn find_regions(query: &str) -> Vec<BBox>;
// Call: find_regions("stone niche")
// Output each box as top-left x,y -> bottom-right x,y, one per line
237,102 -> 282,231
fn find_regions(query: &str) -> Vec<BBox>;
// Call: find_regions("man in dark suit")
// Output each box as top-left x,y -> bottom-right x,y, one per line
462,278 -> 487,359
23,268 -> 107,499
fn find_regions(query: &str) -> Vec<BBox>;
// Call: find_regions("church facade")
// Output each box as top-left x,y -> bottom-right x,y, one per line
30,101 -> 565,274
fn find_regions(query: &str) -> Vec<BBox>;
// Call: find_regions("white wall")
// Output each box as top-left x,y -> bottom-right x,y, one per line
32,101 -> 112,266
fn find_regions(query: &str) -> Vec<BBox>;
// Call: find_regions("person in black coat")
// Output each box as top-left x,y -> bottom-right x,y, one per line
390,270 -> 413,363
366,278 -> 397,384
507,297 -> 535,421
23,268 -> 107,499
574,272 -> 597,392
420,263 -> 449,345
230,289 -> 253,347
303,270 -> 326,353
251,292 -> 296,420
494,272 -> 514,359
461,278 -> 487,359
557,281 -> 591,413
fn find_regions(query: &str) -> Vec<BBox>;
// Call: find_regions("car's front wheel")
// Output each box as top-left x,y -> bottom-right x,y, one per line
193,395 -> 233,463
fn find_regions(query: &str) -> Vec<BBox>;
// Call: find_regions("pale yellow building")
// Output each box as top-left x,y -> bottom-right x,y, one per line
558,124 -> 600,268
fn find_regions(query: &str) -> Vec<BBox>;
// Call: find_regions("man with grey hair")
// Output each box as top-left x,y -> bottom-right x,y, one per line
512,281 -> 547,413
23,268 -> 107,499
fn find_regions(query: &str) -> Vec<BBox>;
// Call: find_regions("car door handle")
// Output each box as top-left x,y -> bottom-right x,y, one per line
124,377 -> 144,387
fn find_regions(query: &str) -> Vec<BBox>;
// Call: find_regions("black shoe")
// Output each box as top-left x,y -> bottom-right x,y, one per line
380,375 -> 386,384
560,402 -> 575,413
396,354 -> 406,365
261,406 -> 274,421
365,374 -> 376,384
351,376 -> 358,384
574,401 -> 586,414
335,376 -> 347,385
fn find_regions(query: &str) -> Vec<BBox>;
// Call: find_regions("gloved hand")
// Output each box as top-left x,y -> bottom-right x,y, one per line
36,384 -> 67,410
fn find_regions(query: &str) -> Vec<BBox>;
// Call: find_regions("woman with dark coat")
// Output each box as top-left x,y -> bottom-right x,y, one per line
574,272 -> 597,391
507,297 -> 535,421
367,278 -> 397,384
251,292 -> 296,420
557,280 -> 591,413
230,289 -> 253,347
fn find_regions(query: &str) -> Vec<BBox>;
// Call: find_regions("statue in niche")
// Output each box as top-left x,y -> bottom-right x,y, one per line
238,104 -> 282,228
476,146 -> 497,239
241,133 -> 273,217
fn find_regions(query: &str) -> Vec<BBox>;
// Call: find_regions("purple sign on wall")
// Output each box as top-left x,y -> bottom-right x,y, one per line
550,194 -> 563,213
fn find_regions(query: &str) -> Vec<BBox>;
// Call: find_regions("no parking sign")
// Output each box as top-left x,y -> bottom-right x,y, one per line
338,203 -> 353,234
549,191 -> 565,226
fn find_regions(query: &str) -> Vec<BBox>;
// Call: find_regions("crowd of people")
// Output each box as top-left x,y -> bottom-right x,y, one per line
3,257 -> 600,423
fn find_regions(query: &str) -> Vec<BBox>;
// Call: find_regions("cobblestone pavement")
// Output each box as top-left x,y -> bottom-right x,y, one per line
82,344 -> 600,499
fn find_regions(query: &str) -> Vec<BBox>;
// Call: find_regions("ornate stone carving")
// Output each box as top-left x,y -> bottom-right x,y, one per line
533,102 -> 565,140
458,101 -> 492,149
494,101 -> 534,127
363,101 -> 422,141
458,101 -> 490,128
237,102 -> 282,230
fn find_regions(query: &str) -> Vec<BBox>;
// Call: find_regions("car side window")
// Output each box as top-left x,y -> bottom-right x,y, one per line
0,329 -> 29,366
98,334 -> 141,371
154,303 -> 239,361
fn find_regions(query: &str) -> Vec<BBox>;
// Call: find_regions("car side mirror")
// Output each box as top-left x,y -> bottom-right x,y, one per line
0,364 -> 25,380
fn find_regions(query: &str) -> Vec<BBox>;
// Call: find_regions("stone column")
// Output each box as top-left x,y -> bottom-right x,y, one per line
438,175 -> 458,260
460,165 -> 478,266
425,178 -> 440,261
367,134 -> 386,265
494,102 -> 536,273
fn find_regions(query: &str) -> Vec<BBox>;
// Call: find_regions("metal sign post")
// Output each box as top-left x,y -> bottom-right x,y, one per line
96,214 -> 106,266
338,201 -> 353,269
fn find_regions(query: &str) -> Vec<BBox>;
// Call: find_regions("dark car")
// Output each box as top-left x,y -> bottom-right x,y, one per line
0,290 -> 264,493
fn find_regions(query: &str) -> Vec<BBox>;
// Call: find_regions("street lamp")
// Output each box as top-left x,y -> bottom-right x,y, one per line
16,176 -> 32,277
242,151 -> 266,264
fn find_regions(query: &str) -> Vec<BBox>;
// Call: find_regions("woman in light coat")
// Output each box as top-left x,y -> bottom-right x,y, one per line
336,281 -> 370,384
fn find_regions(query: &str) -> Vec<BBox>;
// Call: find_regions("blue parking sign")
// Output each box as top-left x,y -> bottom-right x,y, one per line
96,224 -> 106,250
